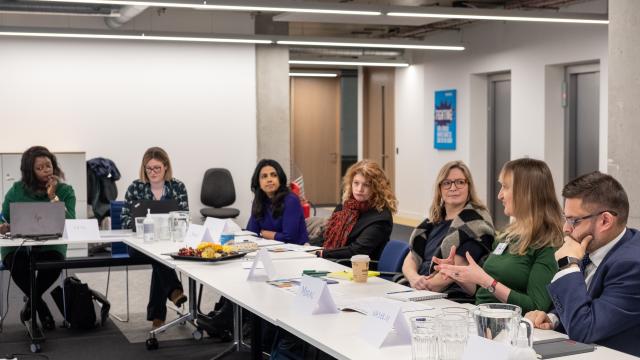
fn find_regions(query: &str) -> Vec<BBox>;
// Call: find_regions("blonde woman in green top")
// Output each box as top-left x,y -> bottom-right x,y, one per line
436,158 -> 563,313
0,146 -> 76,331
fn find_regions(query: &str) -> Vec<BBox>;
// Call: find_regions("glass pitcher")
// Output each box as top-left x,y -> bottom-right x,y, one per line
169,211 -> 190,242
472,303 -> 533,348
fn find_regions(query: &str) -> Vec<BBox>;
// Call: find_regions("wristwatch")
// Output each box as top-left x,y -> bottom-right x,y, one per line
557,256 -> 580,270
486,279 -> 498,294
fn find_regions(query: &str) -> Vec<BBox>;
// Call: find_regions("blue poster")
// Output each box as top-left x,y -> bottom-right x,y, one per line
434,89 -> 456,150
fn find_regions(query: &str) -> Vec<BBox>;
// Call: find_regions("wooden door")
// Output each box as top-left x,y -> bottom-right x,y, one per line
364,68 -> 395,190
291,77 -> 341,205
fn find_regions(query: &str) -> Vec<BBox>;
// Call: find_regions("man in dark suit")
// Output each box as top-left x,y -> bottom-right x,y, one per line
525,171 -> 640,356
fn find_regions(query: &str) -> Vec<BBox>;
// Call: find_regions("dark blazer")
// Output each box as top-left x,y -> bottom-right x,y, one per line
547,228 -> 640,357
321,204 -> 393,261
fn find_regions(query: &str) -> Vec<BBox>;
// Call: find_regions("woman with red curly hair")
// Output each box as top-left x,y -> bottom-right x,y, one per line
317,159 -> 397,260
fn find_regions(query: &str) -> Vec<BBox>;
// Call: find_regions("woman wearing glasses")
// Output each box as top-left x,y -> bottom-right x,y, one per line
402,161 -> 495,296
122,147 -> 188,329
436,158 -> 563,313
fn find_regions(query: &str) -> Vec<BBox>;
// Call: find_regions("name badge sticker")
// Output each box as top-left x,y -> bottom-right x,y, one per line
493,242 -> 508,255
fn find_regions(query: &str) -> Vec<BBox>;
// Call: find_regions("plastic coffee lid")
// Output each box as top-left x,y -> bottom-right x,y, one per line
351,254 -> 370,262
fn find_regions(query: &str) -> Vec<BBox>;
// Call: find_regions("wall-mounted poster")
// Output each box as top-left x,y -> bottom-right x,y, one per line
434,89 -> 456,150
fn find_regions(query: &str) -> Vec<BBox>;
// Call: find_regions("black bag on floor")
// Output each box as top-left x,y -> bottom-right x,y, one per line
51,275 -> 111,329
197,296 -> 234,341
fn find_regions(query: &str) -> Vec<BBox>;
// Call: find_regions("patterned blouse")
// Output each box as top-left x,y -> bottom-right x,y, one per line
120,178 -> 189,229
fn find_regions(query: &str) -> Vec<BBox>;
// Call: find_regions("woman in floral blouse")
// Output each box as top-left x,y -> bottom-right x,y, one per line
121,147 -> 188,329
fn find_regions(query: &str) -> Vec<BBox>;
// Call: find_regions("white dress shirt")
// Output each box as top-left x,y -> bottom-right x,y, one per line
548,228 -> 627,329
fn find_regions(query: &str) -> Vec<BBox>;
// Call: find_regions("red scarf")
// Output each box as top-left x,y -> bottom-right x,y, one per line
323,197 -> 370,250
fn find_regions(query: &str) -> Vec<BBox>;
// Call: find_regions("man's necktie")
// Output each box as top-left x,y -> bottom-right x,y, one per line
579,254 -> 592,274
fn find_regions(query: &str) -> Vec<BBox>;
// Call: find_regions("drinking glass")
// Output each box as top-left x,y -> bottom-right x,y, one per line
134,217 -> 145,239
410,315 -> 439,360
438,313 -> 468,360
443,306 -> 475,338
169,211 -> 190,242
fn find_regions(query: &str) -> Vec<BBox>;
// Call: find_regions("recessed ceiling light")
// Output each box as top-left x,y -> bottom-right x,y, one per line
289,72 -> 338,77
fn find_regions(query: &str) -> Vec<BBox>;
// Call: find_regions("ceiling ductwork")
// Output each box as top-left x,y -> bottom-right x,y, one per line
289,46 -> 403,58
0,0 -> 119,16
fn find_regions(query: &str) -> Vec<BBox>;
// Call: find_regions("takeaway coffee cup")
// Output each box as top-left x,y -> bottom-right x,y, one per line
351,254 -> 370,283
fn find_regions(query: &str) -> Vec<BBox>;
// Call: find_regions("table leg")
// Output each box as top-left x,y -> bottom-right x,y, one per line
27,248 -> 44,352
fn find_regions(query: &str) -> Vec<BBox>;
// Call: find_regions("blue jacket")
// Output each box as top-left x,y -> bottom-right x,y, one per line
547,228 -> 640,356
246,192 -> 309,245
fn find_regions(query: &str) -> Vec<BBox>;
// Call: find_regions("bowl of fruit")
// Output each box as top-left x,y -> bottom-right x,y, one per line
169,242 -> 247,262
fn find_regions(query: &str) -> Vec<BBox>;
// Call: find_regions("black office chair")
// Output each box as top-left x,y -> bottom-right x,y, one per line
200,168 -> 240,219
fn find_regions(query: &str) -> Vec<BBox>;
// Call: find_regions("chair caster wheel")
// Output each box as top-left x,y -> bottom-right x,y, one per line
192,329 -> 203,341
30,343 -> 41,353
146,337 -> 159,350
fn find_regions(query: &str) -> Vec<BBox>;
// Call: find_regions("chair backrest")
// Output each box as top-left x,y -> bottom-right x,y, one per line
377,240 -> 410,273
109,201 -> 128,257
110,201 -> 125,230
200,168 -> 236,208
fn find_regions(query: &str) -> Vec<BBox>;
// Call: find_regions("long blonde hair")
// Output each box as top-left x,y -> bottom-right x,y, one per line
429,160 -> 487,224
501,158 -> 563,255
341,159 -> 398,213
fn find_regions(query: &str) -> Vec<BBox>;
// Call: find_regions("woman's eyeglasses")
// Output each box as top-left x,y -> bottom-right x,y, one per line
440,179 -> 467,190
145,166 -> 163,174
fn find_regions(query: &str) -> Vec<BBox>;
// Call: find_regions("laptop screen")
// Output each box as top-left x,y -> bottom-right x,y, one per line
129,199 -> 179,231
10,202 -> 66,239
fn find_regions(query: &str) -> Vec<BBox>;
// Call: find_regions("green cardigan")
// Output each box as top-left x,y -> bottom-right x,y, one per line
475,236 -> 558,314
1,181 -> 76,259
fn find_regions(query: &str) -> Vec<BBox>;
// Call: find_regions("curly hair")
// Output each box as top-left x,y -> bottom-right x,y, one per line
20,145 -> 65,195
341,159 -> 397,213
250,159 -> 290,220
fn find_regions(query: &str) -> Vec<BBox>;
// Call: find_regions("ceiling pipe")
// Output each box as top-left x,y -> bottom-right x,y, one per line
289,46 -> 402,58
104,5 -> 146,28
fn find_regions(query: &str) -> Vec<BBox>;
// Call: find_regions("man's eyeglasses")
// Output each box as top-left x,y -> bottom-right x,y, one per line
440,179 -> 468,190
145,166 -> 163,174
563,210 -> 618,229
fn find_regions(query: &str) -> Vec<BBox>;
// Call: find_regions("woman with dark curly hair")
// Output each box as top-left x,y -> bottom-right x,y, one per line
317,159 -> 397,260
247,159 -> 308,244
1,146 -> 76,331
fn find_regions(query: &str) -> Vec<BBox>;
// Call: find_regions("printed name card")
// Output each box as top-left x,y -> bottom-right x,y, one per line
360,299 -> 411,348
63,219 -> 100,241
247,248 -> 276,281
184,224 -> 214,248
462,335 -> 511,360
203,217 -> 226,242
293,275 -> 339,315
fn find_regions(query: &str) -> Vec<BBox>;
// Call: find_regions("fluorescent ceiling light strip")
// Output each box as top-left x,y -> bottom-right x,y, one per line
387,12 -> 608,24
278,40 -> 463,51
32,0 -> 381,15
0,31 -> 272,44
289,72 -> 337,77
289,60 -> 408,68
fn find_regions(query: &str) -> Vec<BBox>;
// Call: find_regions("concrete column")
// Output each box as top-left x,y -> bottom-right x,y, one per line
608,1 -> 640,227
255,45 -> 292,176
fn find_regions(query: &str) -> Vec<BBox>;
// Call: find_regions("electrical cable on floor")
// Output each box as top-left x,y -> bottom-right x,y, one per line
0,239 -> 27,332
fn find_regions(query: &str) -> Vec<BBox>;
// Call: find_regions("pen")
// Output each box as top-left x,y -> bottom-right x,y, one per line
386,289 -> 415,295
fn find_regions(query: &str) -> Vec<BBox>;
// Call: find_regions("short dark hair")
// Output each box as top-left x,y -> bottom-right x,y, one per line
20,146 -> 65,195
562,171 -> 629,225
250,159 -> 290,220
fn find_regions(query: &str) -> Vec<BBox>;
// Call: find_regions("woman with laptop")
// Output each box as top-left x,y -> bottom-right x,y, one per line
435,158 -> 563,313
121,147 -> 188,329
401,161 -> 495,297
0,145 -> 76,331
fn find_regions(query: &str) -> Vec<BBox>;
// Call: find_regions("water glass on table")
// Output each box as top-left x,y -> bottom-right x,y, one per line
442,306 -> 476,338
438,313 -> 469,360
134,217 -> 145,238
410,313 -> 440,360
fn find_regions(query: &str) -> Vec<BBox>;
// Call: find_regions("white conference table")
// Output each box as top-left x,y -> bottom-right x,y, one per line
119,235 -> 639,360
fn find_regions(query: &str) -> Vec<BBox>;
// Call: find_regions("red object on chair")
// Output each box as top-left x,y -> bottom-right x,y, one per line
290,182 -> 311,218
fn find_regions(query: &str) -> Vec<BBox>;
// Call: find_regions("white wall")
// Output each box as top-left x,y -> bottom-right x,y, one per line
0,37 -> 258,225
395,19 -> 608,220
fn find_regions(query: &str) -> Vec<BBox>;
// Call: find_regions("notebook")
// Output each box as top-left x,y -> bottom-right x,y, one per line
384,289 -> 447,302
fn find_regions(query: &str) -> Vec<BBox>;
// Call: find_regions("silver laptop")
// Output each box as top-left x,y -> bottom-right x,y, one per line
10,202 -> 66,240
